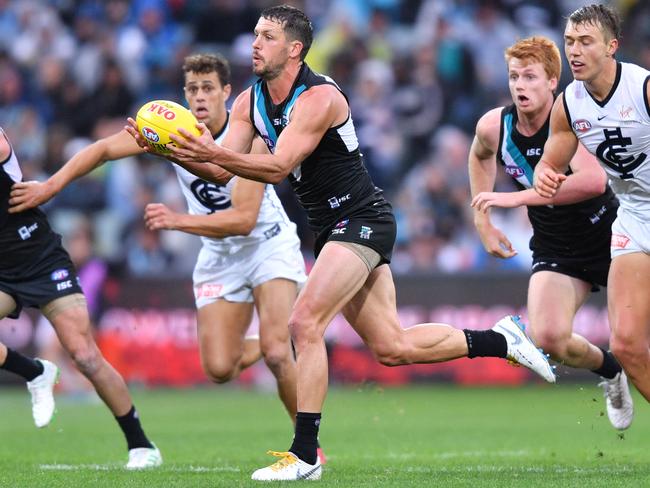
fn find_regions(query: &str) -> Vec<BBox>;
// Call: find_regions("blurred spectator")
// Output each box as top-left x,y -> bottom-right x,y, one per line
1,0 -> 647,277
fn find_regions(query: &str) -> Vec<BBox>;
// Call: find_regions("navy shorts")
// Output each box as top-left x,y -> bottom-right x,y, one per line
531,254 -> 610,292
314,201 -> 396,265
0,238 -> 83,319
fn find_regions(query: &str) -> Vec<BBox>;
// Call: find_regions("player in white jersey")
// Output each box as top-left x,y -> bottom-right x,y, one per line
9,54 -> 312,448
470,36 -> 631,430
534,4 -> 650,404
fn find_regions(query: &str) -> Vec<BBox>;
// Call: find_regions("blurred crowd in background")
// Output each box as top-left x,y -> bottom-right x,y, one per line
2,0 -> 650,278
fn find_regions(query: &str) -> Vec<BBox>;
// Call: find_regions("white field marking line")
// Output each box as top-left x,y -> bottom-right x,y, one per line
382,450 -> 530,460
39,464 -> 240,472
402,465 -> 636,474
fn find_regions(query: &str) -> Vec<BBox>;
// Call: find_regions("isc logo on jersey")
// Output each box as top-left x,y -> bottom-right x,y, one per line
136,100 -> 201,155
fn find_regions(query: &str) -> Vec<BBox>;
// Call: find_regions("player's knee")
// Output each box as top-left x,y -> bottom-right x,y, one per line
611,331 -> 647,367
288,311 -> 320,350
533,333 -> 567,360
261,344 -> 292,373
68,343 -> 102,377
202,359 -> 237,384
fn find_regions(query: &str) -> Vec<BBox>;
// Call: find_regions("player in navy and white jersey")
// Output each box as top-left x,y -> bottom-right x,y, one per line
0,128 -> 161,468
469,36 -> 632,430
154,5 -> 556,481
534,4 -> 650,405
10,54 -> 310,449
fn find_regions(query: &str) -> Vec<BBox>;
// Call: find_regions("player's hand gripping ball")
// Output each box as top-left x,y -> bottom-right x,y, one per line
136,100 -> 200,155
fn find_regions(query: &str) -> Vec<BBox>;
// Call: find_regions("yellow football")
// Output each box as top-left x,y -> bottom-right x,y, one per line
135,100 -> 201,155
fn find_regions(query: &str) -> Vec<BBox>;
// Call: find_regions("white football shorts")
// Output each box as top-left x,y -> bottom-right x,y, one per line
610,207 -> 650,259
193,225 -> 306,308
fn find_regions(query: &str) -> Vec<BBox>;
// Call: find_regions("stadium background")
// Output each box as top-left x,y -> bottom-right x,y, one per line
0,0 -> 648,388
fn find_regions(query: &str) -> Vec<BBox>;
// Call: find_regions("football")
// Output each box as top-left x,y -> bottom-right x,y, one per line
135,100 -> 201,155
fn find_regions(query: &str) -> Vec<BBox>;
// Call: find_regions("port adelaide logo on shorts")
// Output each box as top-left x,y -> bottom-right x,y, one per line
360,226 -> 373,239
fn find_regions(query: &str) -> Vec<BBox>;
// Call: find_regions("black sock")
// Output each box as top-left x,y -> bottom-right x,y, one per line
115,406 -> 153,450
1,348 -> 43,381
591,347 -> 622,379
289,412 -> 320,465
463,330 -> 508,359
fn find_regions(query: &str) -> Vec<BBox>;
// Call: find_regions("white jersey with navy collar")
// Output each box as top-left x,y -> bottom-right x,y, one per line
172,115 -> 292,253
563,61 -> 650,220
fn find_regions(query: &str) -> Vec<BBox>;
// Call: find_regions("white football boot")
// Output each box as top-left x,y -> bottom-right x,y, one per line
26,359 -> 59,428
126,443 -> 163,469
491,315 -> 556,383
599,371 -> 634,430
251,451 -> 322,481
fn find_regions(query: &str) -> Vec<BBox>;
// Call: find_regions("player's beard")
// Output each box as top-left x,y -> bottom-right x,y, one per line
253,50 -> 288,81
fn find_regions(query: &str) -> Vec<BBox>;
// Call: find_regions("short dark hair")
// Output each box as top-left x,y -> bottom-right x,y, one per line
182,53 -> 231,87
568,4 -> 621,41
261,4 -> 313,61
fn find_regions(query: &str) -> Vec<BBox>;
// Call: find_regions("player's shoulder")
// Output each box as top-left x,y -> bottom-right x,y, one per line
475,107 -> 503,140
0,129 -> 11,162
296,83 -> 344,112
231,88 -> 253,115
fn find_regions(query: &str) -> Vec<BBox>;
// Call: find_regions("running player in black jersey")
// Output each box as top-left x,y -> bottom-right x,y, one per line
469,36 -> 632,430
0,129 -> 161,468
534,4 -> 650,407
126,5 -> 555,481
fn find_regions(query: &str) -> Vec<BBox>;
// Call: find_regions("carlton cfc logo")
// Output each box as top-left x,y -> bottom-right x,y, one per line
190,179 -> 231,212
141,126 -> 160,142
572,119 -> 592,132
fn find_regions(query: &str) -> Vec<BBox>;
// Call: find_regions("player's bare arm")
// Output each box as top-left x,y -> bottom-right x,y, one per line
125,117 -> 234,185
145,134 -> 267,236
9,130 -> 143,213
468,108 -> 517,259
148,89 -> 257,185
0,130 -> 10,162
170,85 -> 347,184
144,176 -> 265,238
533,94 -> 576,198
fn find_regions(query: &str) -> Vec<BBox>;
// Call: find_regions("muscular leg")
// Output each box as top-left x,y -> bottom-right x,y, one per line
0,292 -> 16,364
343,264 -> 469,367
45,295 -> 132,415
253,278 -> 298,421
290,243 -> 469,414
608,253 -> 650,402
527,271 -> 604,369
196,299 -> 256,383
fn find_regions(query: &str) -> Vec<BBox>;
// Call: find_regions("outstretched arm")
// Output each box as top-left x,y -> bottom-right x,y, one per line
169,84 -> 348,184
533,94 -> 577,198
144,137 -> 269,238
468,108 -> 516,258
144,177 -> 265,238
9,130 -> 143,213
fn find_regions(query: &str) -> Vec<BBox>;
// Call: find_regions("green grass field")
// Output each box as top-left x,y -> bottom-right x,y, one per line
0,383 -> 648,487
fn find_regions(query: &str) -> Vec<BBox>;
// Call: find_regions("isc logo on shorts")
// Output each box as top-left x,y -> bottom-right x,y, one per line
56,280 -> 73,291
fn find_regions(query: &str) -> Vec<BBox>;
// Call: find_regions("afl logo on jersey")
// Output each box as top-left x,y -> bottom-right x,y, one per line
261,135 -> 275,151
572,119 -> 592,133
190,179 -> 231,212
505,165 -> 524,178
